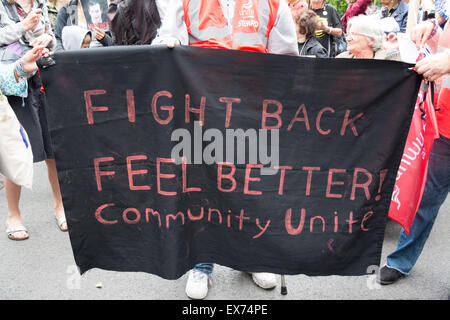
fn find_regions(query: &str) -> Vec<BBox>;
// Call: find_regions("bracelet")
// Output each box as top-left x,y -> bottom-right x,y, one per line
386,50 -> 400,56
14,59 -> 28,79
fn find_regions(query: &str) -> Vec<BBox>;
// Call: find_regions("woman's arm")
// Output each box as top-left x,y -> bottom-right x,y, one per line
326,25 -> 343,38
328,6 -> 343,38
0,4 -> 26,47
318,6 -> 343,38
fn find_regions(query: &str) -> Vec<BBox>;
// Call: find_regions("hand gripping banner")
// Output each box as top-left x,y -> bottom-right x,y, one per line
40,46 -> 421,279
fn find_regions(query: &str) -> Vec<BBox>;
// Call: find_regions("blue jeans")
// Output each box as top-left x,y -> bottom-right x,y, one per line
194,263 -> 214,274
387,135 -> 450,274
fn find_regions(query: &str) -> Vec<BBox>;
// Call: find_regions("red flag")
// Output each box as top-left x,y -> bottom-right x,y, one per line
388,82 -> 438,234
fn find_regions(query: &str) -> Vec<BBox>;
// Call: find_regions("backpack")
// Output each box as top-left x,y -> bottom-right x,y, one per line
107,0 -> 161,45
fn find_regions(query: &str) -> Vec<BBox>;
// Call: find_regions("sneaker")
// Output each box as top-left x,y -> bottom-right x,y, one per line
377,266 -> 405,285
185,269 -> 209,299
251,272 -> 277,289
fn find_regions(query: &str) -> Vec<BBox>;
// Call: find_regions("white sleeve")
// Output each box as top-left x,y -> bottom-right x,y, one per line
155,0 -> 167,22
152,0 -> 189,45
266,1 -> 299,56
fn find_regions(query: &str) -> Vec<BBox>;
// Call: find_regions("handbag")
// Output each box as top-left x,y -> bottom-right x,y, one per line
0,41 -> 25,64
327,34 -> 346,57
332,34 -> 347,56
0,94 -> 33,189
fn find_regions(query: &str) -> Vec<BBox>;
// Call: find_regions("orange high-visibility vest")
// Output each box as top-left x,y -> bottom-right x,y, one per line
182,0 -> 280,53
434,23 -> 450,138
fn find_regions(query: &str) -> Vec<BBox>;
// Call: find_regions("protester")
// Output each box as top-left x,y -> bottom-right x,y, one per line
61,25 -> 91,49
377,0 -> 409,33
309,0 -> 344,57
154,0 -> 299,55
341,0 -> 373,33
54,0 -> 113,51
153,0 -> 298,300
0,0 -> 56,50
336,15 -> 401,60
378,16 -> 450,284
296,9 -> 328,57
107,0 -> 166,46
46,0 -> 70,30
0,0 -> 67,240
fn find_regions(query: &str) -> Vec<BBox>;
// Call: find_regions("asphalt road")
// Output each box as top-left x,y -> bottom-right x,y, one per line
0,162 -> 449,300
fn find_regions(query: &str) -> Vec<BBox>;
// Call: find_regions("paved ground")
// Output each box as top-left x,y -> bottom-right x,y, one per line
0,162 -> 449,300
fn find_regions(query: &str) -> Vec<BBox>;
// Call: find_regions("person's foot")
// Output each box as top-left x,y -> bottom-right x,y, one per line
185,269 -> 209,300
251,272 -> 277,289
377,266 -> 405,285
5,215 -> 29,240
55,206 -> 68,231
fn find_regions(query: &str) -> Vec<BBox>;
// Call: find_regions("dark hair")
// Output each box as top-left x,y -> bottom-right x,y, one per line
89,0 -> 101,7
296,10 -> 318,39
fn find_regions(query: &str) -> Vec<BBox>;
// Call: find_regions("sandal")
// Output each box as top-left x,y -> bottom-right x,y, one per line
56,216 -> 68,232
6,224 -> 29,241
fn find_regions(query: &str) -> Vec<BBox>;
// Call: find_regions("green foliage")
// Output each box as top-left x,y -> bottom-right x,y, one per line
327,0 -> 349,17
325,0 -> 382,18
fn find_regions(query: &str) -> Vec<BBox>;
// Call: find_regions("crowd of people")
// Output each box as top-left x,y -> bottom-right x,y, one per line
0,0 -> 449,300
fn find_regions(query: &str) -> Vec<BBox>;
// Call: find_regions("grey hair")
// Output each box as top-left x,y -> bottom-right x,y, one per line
347,15 -> 384,51
379,17 -> 400,34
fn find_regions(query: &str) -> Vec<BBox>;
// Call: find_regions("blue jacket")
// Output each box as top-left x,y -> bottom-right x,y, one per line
390,1 -> 409,33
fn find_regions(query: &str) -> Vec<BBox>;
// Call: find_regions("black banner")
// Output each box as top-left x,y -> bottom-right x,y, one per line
41,46 -> 421,279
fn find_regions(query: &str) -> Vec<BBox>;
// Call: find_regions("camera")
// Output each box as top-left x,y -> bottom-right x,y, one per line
423,10 -> 435,20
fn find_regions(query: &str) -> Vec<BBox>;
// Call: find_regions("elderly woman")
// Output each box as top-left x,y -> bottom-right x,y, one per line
336,15 -> 400,60
0,0 -> 67,240
296,10 -> 328,57
309,0 -> 344,57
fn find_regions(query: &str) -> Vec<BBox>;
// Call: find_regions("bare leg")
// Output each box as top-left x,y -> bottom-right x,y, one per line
46,159 -> 67,231
4,177 -> 28,240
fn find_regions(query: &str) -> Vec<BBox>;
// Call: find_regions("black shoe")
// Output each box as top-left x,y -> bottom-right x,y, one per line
377,266 -> 405,285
